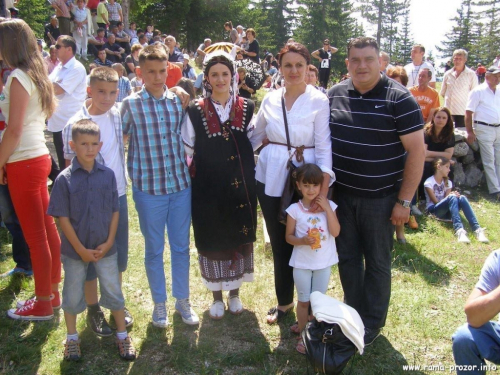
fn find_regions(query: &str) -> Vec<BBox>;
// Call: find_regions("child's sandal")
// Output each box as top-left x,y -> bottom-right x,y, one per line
296,338 -> 306,355
290,321 -> 300,334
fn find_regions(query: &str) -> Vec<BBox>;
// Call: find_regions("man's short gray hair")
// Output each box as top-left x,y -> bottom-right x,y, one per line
379,51 -> 390,61
453,49 -> 468,60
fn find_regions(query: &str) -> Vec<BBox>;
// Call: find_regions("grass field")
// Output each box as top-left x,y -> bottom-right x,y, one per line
0,182 -> 499,374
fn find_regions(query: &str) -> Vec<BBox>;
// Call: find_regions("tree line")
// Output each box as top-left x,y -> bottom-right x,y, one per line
17,0 -> 499,79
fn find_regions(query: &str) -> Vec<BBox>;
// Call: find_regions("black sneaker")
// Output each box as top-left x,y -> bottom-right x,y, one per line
364,328 -> 381,346
109,307 -> 134,329
87,305 -> 113,337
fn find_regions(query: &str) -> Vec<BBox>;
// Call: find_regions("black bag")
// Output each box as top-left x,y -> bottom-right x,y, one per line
277,93 -> 298,225
302,319 -> 357,375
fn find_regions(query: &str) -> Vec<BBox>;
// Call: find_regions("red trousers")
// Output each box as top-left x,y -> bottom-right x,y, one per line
6,154 -> 61,297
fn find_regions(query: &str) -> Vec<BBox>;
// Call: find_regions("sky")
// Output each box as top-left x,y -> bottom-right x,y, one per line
354,0 -> 463,67
409,0 -> 463,60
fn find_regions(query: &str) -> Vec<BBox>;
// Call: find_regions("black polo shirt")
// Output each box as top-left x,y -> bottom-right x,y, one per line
328,74 -> 423,198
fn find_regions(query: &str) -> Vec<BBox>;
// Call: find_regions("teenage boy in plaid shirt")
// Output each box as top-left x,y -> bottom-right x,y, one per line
121,45 -> 198,328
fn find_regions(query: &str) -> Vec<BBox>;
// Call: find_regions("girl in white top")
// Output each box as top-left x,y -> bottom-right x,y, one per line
424,157 -> 489,244
249,42 -> 334,325
0,19 -> 61,321
285,164 -> 340,354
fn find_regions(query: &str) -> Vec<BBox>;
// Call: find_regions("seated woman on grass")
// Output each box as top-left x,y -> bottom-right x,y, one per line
424,157 -> 489,244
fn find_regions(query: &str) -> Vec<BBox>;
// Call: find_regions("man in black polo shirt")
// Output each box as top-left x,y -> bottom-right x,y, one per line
328,37 -> 425,346
44,16 -> 61,47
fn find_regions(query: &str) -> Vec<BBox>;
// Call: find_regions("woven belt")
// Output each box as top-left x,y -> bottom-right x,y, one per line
475,121 -> 500,127
268,141 -> 314,162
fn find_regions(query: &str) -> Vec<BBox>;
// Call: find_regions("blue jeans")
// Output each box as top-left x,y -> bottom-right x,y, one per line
452,322 -> 500,375
428,195 -> 480,233
0,184 -> 31,270
133,185 -> 191,303
86,194 -> 129,280
62,253 -> 124,315
335,190 -> 395,330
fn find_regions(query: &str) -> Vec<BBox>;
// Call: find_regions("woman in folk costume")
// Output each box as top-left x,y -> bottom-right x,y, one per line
181,49 -> 257,320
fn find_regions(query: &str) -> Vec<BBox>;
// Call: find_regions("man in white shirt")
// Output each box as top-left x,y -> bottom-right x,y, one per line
48,35 -> 87,171
236,25 -> 244,46
440,49 -> 478,128
404,44 -> 436,88
465,66 -> 500,199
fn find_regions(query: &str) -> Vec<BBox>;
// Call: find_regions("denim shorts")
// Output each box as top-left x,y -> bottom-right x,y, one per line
86,194 -> 129,281
62,253 -> 124,315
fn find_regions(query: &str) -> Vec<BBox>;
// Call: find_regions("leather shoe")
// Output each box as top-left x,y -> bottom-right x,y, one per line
87,305 -> 113,337
364,327 -> 381,346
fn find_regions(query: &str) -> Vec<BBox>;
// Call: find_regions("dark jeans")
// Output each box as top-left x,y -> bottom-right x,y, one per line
452,115 -> 465,128
57,17 -> 71,36
335,190 -> 395,330
256,182 -> 294,306
52,131 -> 66,171
318,68 -> 330,89
0,184 -> 31,270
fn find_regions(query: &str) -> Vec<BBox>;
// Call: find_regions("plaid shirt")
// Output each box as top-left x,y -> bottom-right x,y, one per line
106,1 -> 121,21
117,76 -> 131,102
121,86 -> 190,195
62,102 -> 127,188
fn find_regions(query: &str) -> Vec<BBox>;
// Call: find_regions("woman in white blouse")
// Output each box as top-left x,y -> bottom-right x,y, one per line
249,42 -> 334,325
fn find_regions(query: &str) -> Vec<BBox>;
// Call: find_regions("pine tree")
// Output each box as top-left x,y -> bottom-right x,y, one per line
437,0 -> 478,62
295,0 -> 357,79
393,1 -> 413,64
475,0 -> 500,65
380,0 -> 405,60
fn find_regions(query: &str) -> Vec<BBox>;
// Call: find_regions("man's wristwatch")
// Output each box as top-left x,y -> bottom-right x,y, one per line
397,198 -> 411,209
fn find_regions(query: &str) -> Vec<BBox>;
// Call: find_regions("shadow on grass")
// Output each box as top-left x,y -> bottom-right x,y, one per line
127,322 -> 170,374
0,274 -> 61,374
392,218 -> 452,286
349,335 -> 426,374
196,308 -> 271,374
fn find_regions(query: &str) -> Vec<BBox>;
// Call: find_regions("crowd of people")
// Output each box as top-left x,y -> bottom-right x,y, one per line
0,7 -> 500,373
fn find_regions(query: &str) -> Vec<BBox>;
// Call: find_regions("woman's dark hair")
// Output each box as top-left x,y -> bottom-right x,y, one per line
295,164 -> 324,187
424,106 -> 454,143
203,53 -> 234,77
176,78 -> 196,100
278,42 -> 311,66
224,21 -> 233,29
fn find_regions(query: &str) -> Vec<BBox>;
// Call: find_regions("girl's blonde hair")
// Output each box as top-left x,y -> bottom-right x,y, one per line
0,19 -> 56,118
432,156 -> 450,188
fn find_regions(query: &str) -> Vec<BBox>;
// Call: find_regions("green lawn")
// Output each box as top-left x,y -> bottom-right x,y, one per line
1,183 -> 499,374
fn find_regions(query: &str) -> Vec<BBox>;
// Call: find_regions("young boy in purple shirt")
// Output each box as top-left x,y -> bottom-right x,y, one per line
48,120 -> 136,361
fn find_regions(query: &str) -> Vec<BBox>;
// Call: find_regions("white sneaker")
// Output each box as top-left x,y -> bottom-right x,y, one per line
209,300 -> 225,320
474,228 -> 489,243
228,295 -> 243,315
175,298 -> 199,325
411,204 -> 423,216
456,228 -> 471,243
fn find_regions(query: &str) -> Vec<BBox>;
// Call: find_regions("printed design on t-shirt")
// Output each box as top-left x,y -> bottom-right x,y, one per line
432,182 -> 445,202
306,216 -> 326,251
